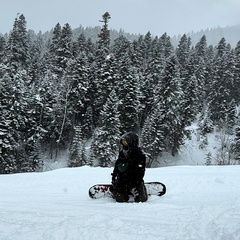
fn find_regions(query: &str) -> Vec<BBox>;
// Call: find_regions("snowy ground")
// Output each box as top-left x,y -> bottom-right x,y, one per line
1,165 -> 240,240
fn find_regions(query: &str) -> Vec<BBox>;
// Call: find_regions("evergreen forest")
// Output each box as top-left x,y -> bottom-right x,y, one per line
1,12 -> 240,174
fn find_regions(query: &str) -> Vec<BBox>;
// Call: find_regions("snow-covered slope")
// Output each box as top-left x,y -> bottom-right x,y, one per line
1,166 -> 240,240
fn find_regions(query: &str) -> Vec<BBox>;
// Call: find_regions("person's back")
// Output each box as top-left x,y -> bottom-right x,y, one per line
110,132 -> 148,202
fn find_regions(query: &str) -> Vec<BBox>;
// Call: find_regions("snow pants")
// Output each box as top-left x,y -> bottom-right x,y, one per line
110,181 -> 148,203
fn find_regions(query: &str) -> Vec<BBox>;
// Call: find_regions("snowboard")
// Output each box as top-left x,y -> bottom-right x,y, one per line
89,182 -> 166,200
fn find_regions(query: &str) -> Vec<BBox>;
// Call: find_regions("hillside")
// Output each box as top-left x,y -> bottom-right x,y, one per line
166,25 -> 240,47
1,165 -> 239,240
39,24 -> 240,48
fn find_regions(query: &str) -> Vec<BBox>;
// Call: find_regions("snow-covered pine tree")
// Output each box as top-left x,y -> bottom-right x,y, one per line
68,125 -> 87,167
233,126 -> 240,164
139,35 -> 167,129
204,45 -> 215,99
36,71 -> 62,159
90,90 -> 121,167
49,23 -> 62,74
27,32 -> 45,86
198,105 -> 214,136
181,72 -> 198,127
208,38 -> 236,130
0,70 -> 42,173
140,106 -> 165,167
91,12 -> 113,126
49,22 -> 73,76
132,35 -> 145,71
67,51 -> 90,122
233,41 -> 240,105
158,33 -> 174,59
205,152 -> 212,166
155,55 -> 185,156
97,12 -> 111,52
0,15 -> 43,173
0,36 -> 6,63
85,37 -> 95,63
117,54 -> 140,133
192,35 -> 208,112
0,74 -> 18,173
46,23 -> 60,60
81,106 -> 94,140
176,34 -> 191,69
4,14 -> 30,75
43,24 -> 74,156
176,34 -> 198,126
72,33 -> 87,57
58,23 -> 73,70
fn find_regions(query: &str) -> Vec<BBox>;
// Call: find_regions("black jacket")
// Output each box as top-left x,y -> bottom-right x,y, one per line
112,146 -> 146,190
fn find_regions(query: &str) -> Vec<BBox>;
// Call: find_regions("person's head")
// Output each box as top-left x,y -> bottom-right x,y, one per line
120,132 -> 139,157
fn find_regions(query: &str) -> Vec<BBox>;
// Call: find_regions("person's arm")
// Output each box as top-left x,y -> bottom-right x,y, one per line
111,157 -> 120,185
134,150 -> 146,183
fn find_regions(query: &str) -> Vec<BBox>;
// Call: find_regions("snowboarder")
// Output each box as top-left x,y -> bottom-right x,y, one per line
110,132 -> 148,202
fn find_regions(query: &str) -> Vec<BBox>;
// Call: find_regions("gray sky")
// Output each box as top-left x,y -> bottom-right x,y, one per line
1,0 -> 240,36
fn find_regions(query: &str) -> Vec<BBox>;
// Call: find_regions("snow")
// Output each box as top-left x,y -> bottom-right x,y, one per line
1,165 -> 240,240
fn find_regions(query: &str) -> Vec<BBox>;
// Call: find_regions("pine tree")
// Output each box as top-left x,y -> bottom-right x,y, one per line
176,34 -> 191,70
36,71 -> 62,159
180,71 -> 198,127
90,90 -> 121,167
28,32 -> 45,86
112,35 -> 131,59
198,105 -> 214,136
0,70 -> 42,173
192,35 -> 208,111
97,12 -> 111,54
233,126 -> 240,163
72,33 -> 87,57
49,23 -> 62,74
58,23 -> 73,70
91,12 -> 112,125
67,51 -> 90,123
155,56 -> 185,156
116,54 -> 140,133
0,74 -> 18,173
141,106 -> 165,167
85,37 -> 95,63
139,34 -> 168,128
205,152 -> 212,166
48,23 -> 73,77
233,41 -> 240,104
0,36 -> 6,63
208,38 -> 235,129
132,33 -> 153,71
68,125 -> 87,167
176,34 -> 197,126
158,33 -> 174,59
4,14 -> 29,75
81,106 -> 94,140
41,23 -> 74,156
0,15 -> 43,173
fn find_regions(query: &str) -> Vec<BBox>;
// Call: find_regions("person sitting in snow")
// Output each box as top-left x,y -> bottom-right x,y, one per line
110,132 -> 148,202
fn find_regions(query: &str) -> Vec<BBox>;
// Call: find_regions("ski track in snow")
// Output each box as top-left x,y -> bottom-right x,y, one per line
0,166 -> 240,240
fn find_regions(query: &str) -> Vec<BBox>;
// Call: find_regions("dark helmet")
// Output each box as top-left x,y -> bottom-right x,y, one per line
120,132 -> 139,157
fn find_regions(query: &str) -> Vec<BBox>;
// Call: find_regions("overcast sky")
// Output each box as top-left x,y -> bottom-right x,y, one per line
1,0 -> 240,36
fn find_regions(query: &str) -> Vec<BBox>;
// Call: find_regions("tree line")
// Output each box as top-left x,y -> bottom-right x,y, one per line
1,12 -> 240,174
